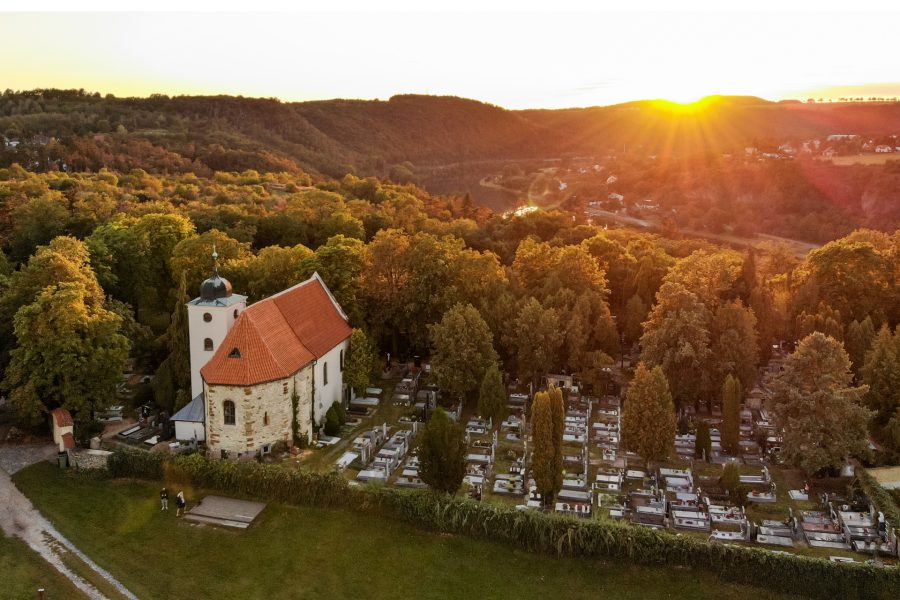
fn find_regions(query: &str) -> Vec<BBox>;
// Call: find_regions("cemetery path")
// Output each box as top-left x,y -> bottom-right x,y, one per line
0,444 -> 138,600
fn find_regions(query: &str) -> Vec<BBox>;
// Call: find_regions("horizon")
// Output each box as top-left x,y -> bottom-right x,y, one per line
3,9 -> 900,109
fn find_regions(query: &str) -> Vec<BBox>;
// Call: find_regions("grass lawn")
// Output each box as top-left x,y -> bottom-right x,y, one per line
13,463 -> 801,600
0,533 -> 86,600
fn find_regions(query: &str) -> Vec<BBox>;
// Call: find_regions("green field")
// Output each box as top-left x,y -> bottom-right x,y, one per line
0,533 -> 86,600
13,463 -> 800,600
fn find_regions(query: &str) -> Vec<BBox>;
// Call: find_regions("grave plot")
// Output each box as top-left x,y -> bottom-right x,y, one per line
755,518 -> 795,547
799,510 -> 849,550
354,424 -> 416,484
183,495 -> 267,529
742,466 -> 778,504
630,488 -> 667,529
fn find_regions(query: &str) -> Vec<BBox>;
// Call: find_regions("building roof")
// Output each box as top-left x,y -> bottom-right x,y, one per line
51,407 -> 74,428
200,273 -> 351,387
171,393 -> 205,423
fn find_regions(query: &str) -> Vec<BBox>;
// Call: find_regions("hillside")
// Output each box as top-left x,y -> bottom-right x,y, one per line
5,90 -> 900,177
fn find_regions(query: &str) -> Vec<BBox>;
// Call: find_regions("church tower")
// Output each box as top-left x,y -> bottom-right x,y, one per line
186,247 -> 247,399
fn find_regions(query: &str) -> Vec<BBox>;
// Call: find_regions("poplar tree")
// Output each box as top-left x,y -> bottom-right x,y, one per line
531,391 -> 562,506
477,363 -> 506,429
721,374 -> 742,454
622,363 -> 676,466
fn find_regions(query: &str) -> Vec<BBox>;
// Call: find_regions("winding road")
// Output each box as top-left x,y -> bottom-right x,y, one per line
0,444 -> 138,600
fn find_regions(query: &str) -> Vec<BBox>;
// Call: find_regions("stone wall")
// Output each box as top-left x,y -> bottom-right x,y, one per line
205,364 -> 313,456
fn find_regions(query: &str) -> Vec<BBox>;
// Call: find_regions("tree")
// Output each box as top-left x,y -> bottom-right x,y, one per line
771,332 -> 872,474
623,293 -> 647,347
861,325 -> 900,426
2,282 -> 130,427
417,407 -> 466,494
509,298 -> 563,388
154,272 -> 192,411
622,363 -> 676,465
710,300 -> 759,394
639,282 -> 711,409
429,303 -> 497,401
721,462 -> 744,506
721,374 -> 742,454
695,421 -> 712,461
531,390 -> 563,506
169,229 -> 251,290
478,363 -> 506,428
344,328 -> 378,396
845,317 -> 876,377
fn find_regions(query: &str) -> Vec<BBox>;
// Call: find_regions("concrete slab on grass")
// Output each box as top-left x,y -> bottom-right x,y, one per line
183,495 -> 267,529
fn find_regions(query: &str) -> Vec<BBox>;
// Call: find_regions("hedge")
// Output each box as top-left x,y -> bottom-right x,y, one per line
858,468 -> 900,531
107,450 -> 899,600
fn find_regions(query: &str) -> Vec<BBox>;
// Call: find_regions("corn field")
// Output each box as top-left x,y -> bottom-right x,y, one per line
106,450 -> 899,600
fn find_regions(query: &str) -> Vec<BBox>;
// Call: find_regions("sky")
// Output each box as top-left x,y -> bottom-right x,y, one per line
2,4 -> 900,109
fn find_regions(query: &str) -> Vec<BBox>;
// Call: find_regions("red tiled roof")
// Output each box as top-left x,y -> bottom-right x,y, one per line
201,273 -> 351,386
61,432 -> 76,450
51,407 -> 74,427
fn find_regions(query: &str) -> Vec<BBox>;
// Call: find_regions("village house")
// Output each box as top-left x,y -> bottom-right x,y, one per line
175,252 -> 351,457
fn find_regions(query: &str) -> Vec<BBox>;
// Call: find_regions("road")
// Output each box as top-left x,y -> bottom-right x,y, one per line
585,208 -> 820,257
0,444 -> 138,600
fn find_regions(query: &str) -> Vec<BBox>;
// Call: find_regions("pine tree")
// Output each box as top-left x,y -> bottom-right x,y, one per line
418,407 -> 466,494
477,363 -> 506,429
622,363 -> 676,466
721,374 -> 742,454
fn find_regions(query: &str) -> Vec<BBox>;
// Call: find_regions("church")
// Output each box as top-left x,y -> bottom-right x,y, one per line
172,252 -> 351,458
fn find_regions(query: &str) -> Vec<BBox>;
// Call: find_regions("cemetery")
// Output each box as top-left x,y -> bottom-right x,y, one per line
273,353 -> 900,568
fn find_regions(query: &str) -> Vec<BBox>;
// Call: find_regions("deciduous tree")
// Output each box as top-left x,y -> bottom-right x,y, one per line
3,282 -> 130,427
429,303 -> 497,401
771,332 -> 872,474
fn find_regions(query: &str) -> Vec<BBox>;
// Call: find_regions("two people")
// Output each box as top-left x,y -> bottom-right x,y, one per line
160,487 -> 187,516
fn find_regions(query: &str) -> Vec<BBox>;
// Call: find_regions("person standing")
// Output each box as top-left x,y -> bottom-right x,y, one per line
160,488 -> 169,511
175,491 -> 186,517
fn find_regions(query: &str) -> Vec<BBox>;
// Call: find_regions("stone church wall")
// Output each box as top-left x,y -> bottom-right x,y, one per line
205,363 -> 314,456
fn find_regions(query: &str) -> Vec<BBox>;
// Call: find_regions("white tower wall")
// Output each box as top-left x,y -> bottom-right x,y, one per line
187,300 -> 245,398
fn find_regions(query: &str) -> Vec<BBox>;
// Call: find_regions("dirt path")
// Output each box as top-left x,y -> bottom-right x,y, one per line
0,445 -> 138,600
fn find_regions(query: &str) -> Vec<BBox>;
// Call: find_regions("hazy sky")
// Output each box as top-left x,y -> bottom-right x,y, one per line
2,8 -> 899,109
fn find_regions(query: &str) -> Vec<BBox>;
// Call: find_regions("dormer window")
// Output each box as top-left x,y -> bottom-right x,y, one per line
228,347 -> 241,359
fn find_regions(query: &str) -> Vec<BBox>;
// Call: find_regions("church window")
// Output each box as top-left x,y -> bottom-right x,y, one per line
223,401 -> 235,425
228,347 -> 241,359
233,309 -> 239,319
340,350 -> 344,371
204,338 -> 213,351
323,362 -> 328,385
263,412 -> 269,426
203,312 -> 212,322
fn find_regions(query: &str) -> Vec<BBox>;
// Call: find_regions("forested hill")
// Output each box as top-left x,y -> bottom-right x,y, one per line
4,89 -> 900,180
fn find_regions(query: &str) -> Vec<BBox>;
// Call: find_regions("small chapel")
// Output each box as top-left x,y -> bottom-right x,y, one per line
172,251 -> 351,458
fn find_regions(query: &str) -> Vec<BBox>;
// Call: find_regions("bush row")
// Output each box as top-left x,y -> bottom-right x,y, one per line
858,468 -> 900,531
106,450 -> 899,600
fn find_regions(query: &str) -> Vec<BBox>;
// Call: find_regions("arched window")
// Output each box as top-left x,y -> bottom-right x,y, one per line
203,312 -> 212,323
223,401 -> 235,425
204,338 -> 213,351
339,349 -> 344,371
233,309 -> 239,319
263,412 -> 269,426
323,362 -> 328,385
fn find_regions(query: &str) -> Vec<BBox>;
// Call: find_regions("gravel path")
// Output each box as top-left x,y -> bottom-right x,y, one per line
0,444 -> 138,600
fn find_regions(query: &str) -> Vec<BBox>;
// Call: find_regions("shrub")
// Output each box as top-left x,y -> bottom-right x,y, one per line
104,449 -> 900,600
323,404 -> 341,437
